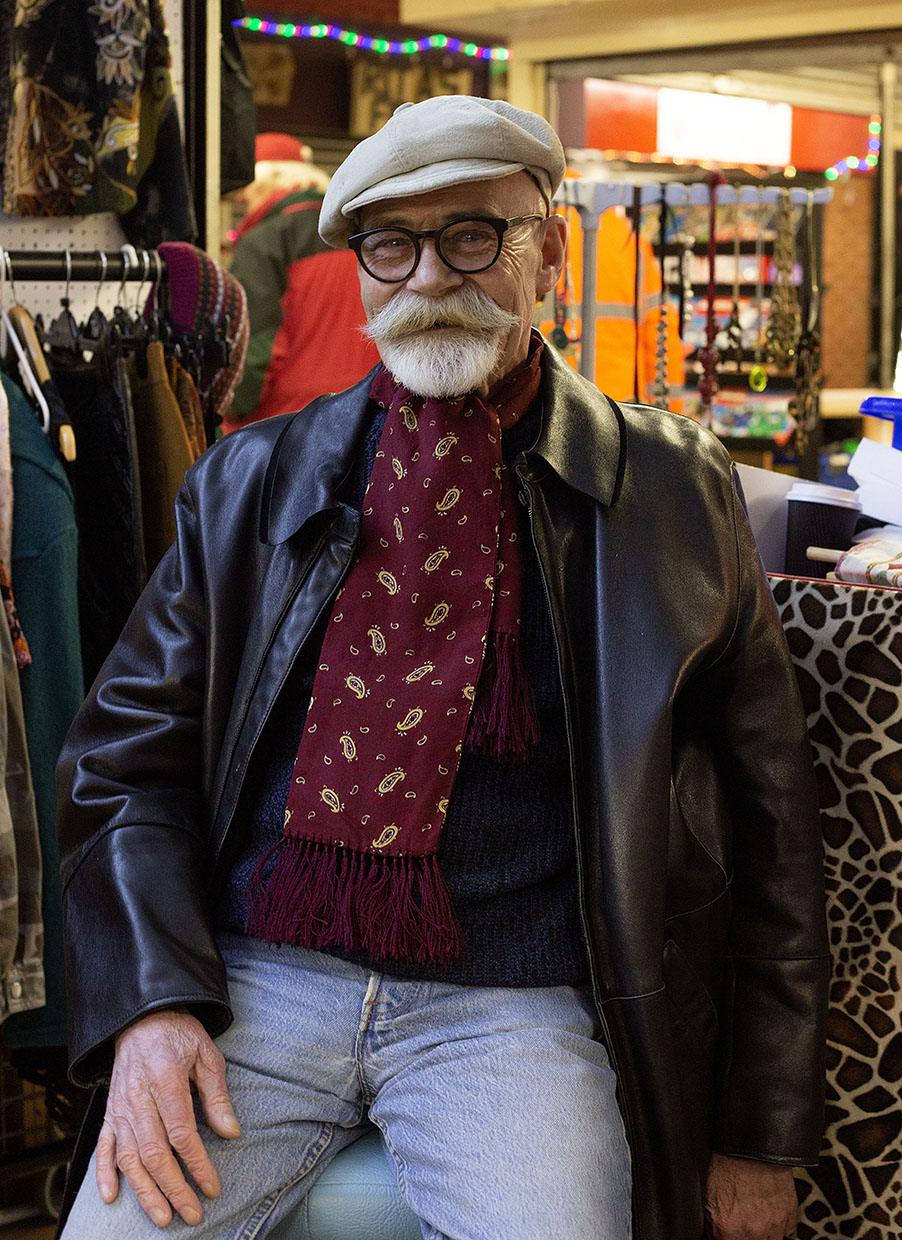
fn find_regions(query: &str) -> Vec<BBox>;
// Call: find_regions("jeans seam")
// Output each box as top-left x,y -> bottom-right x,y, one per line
369,1115 -> 413,1205
237,1120 -> 335,1240
354,974 -> 381,1104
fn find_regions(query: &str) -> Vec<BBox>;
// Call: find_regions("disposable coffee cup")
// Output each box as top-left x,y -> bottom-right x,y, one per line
784,481 -> 861,577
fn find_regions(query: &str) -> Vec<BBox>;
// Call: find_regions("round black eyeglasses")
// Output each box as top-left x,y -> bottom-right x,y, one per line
348,214 -> 546,283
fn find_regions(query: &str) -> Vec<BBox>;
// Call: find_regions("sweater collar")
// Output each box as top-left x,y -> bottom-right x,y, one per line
260,345 -> 625,545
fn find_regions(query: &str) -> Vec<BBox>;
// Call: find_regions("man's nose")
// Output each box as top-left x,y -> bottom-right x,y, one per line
406,239 -> 463,297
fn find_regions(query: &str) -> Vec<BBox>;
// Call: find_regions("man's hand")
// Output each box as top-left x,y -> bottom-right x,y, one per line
705,1154 -> 798,1240
96,1010 -> 240,1229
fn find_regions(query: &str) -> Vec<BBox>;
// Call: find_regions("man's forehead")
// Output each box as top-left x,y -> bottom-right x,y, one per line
359,176 -> 526,228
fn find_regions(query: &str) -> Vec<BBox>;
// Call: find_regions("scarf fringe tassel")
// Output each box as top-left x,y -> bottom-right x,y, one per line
247,838 -> 465,965
466,631 -> 540,763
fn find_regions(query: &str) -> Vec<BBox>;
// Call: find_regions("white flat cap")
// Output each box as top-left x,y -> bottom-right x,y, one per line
319,95 -> 566,248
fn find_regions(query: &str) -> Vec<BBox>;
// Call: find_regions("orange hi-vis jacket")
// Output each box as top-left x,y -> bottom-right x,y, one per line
541,205 -> 687,410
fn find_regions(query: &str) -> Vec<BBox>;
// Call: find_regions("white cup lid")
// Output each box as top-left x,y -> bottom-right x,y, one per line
786,480 -> 861,510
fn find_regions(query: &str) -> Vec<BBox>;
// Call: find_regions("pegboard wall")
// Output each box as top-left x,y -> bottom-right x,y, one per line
0,0 -> 185,323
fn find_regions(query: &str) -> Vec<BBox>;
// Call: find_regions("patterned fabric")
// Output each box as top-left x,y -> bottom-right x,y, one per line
769,575 -> 902,1240
836,531 -> 902,589
0,537 -> 44,1023
0,562 -> 32,669
0,0 -> 14,198
249,343 -> 543,966
148,243 -> 250,428
3,0 -> 195,245
0,347 -> 12,569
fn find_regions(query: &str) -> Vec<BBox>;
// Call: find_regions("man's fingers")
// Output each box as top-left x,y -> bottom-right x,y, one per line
130,1108 -> 204,1227
95,1122 -> 119,1204
114,1125 -> 176,1229
152,1079 -> 221,1199
193,1041 -> 240,1140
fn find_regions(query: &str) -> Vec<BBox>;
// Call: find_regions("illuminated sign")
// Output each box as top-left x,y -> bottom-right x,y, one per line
657,88 -> 792,166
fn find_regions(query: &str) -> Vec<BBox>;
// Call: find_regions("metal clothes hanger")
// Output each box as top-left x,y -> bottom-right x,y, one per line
81,250 -> 110,344
46,248 -> 81,353
0,249 -> 52,434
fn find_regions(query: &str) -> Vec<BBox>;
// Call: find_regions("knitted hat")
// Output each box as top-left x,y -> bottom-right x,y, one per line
148,242 -> 250,422
255,132 -> 312,164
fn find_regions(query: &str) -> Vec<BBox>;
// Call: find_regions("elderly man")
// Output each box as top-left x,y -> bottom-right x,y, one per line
57,97 -> 828,1240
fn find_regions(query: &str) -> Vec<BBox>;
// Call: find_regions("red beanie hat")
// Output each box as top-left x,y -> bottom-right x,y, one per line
255,132 -> 309,163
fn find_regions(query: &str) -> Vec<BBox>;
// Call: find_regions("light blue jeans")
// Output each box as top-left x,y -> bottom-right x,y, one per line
63,934 -> 632,1239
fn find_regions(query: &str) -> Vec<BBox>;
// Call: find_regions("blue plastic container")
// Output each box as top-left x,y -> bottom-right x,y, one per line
859,396 -> 902,450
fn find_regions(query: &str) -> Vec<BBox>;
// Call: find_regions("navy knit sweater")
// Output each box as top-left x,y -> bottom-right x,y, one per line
216,398 -> 589,988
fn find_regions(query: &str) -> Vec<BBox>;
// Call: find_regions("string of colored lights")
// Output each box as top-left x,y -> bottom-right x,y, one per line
235,15 -> 511,61
824,114 -> 881,180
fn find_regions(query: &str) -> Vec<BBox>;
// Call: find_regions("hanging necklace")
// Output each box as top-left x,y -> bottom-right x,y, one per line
653,192 -> 670,408
721,198 -> 743,371
697,172 -> 724,423
677,224 -> 695,341
749,199 -> 769,393
766,188 -> 801,369
550,217 -> 576,352
790,191 -> 823,457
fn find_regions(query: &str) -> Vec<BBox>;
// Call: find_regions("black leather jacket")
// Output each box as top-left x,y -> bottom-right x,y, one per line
57,348 -> 829,1240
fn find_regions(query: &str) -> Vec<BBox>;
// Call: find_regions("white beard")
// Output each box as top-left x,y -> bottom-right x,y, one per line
361,284 -> 521,399
378,327 -> 506,398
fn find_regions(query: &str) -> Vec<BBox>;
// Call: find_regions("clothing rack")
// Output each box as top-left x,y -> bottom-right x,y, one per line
1,248 -> 166,284
552,180 -> 833,379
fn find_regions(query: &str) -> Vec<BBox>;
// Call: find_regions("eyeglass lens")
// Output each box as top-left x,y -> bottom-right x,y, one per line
359,219 -> 502,281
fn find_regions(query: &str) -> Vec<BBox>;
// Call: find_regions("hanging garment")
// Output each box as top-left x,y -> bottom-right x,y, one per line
3,0 -> 195,246
0,0 -> 13,202
0,389 -> 29,665
0,376 -> 13,571
127,341 -> 195,575
220,0 -> 256,195
0,562 -> 31,669
1,373 -> 82,1049
146,243 -> 250,437
0,571 -> 43,1024
49,345 -> 147,687
166,356 -> 206,462
222,191 -> 379,432
540,204 -> 687,407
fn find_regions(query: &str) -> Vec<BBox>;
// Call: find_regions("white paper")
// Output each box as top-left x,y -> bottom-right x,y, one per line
734,463 -> 796,573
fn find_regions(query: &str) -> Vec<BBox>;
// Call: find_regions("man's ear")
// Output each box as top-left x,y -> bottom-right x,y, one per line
535,214 -> 567,299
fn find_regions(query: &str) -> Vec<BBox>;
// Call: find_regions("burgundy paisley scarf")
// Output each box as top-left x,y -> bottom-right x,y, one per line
248,337 -> 543,965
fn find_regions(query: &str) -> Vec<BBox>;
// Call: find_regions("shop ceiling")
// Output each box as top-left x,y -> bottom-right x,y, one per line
549,30 -> 902,127
400,0 -> 901,63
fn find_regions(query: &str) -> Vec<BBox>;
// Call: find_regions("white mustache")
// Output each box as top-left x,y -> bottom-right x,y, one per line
362,285 -> 520,344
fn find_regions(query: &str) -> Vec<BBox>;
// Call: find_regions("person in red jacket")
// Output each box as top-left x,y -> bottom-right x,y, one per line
221,133 -> 379,434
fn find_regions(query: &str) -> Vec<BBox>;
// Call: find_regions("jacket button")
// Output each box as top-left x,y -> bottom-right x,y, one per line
9,980 -> 22,999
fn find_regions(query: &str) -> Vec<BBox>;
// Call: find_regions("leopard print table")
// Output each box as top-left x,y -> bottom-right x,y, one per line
769,575 -> 902,1239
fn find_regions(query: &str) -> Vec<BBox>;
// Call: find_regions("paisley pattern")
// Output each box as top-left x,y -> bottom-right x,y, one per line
247,344 -> 544,965
284,376 -> 508,858
3,0 -> 186,230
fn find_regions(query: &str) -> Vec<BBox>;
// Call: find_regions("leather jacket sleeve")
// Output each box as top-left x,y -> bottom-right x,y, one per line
706,468 -> 830,1165
56,479 -> 231,1087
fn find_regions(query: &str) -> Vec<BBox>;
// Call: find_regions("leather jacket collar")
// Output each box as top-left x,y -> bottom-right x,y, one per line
260,346 -> 627,545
